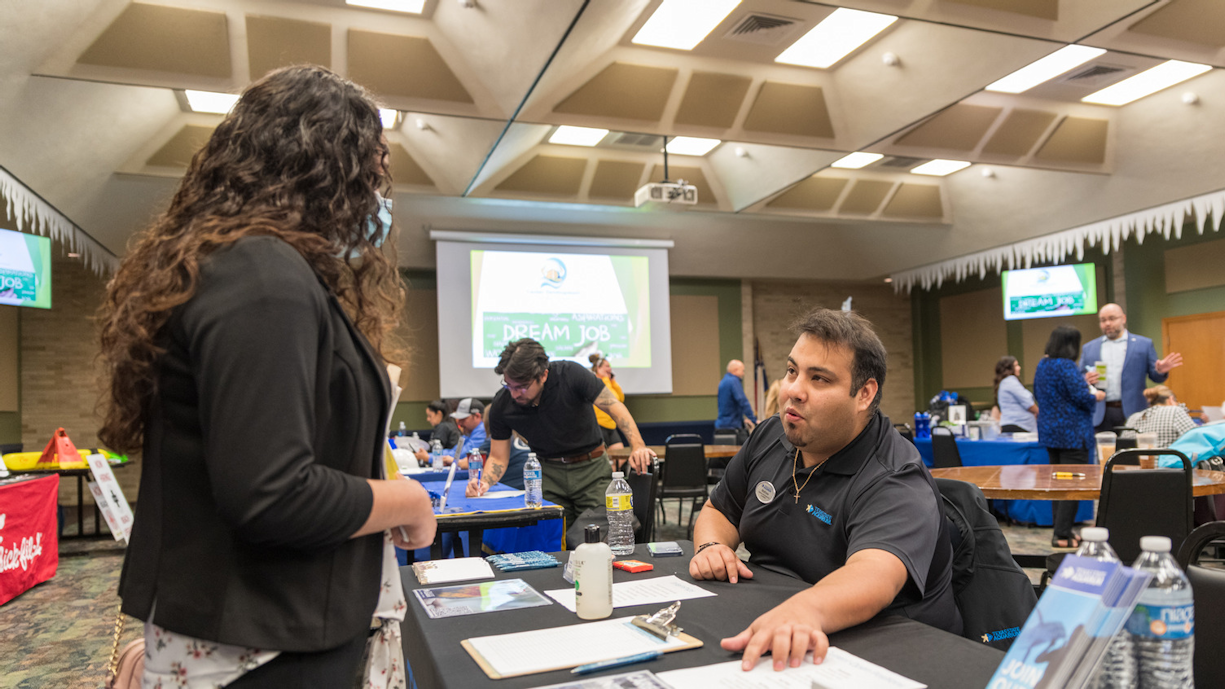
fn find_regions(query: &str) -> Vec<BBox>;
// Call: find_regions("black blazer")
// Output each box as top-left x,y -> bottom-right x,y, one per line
119,236 -> 392,652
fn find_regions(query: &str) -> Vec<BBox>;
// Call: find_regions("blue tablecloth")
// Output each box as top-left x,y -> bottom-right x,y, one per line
915,438 -> 1094,526
401,479 -> 563,562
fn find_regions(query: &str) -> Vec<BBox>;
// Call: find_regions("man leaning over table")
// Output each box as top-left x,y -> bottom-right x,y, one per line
1080,303 -> 1183,433
466,338 -> 656,528
689,307 -> 960,672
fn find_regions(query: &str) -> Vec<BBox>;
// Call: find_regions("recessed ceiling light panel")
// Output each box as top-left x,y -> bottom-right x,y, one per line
548,126 -> 610,147
985,45 -> 1107,94
911,159 -> 970,176
346,0 -> 426,14
830,152 -> 883,169
380,109 -> 399,129
775,8 -> 897,69
184,90 -> 239,114
666,136 -> 721,156
1082,60 -> 1213,106
632,0 -> 742,51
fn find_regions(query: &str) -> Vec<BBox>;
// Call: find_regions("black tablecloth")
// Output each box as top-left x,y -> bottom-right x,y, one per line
399,541 -> 1004,689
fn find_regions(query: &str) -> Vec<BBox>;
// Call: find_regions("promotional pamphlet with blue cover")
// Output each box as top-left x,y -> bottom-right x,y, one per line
987,555 -> 1151,689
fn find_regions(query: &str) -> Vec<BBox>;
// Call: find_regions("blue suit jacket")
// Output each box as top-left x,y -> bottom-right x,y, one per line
1079,333 -> 1168,426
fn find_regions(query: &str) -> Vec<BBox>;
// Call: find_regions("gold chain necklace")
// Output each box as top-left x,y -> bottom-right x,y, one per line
791,447 -> 818,503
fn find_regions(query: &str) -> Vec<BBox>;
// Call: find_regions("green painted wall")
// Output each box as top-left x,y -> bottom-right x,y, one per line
388,274 -> 742,428
910,249 -> 1114,413
1125,224 -> 1225,354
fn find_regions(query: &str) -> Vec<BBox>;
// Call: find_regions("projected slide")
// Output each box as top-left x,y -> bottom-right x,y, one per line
1002,263 -> 1097,321
471,250 -> 651,367
0,228 -> 51,309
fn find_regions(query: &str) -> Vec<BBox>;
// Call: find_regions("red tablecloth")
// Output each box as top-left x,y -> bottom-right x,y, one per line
0,474 -> 59,605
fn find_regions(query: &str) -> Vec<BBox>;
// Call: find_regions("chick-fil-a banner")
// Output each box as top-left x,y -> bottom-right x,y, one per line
0,474 -> 59,606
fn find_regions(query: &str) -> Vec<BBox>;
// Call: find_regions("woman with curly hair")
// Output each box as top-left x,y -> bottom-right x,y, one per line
98,66 -> 434,687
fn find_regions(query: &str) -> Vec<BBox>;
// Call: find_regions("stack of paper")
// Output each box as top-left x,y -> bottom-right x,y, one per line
412,557 -> 495,585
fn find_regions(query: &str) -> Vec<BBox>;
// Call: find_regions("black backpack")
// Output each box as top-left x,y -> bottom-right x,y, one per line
936,478 -> 1037,651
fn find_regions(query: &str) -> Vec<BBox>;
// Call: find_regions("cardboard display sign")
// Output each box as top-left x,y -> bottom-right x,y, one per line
0,475 -> 59,606
86,454 -> 133,543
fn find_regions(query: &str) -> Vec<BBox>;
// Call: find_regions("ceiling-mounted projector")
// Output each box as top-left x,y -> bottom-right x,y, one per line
634,180 -> 698,208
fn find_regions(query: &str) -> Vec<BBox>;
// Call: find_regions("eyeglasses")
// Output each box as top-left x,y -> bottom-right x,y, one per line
501,377 -> 537,394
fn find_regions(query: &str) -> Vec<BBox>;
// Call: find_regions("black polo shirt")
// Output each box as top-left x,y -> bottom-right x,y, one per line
708,412 -> 961,634
488,360 -> 605,459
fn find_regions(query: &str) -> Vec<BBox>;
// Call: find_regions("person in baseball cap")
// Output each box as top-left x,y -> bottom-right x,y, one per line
450,398 -> 486,467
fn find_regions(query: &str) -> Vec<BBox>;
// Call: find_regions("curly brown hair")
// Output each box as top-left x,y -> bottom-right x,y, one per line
98,65 -> 404,453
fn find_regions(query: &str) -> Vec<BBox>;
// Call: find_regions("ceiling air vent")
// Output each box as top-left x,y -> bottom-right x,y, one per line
1057,64 -> 1134,88
724,14 -> 801,45
876,156 -> 925,169
602,132 -> 665,150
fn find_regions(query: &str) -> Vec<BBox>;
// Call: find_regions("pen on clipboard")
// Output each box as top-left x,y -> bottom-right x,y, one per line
570,650 -> 663,675
1051,472 -> 1086,479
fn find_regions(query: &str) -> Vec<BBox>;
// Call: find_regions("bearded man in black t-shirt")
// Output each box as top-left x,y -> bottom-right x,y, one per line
467,338 -> 656,527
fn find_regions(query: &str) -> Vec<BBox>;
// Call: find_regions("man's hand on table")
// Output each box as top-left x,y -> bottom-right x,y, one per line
689,543 -> 753,584
626,445 -> 656,474
721,592 -> 828,671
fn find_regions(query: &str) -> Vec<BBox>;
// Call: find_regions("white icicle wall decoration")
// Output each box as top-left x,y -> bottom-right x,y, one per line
0,166 -> 120,278
891,187 -> 1225,293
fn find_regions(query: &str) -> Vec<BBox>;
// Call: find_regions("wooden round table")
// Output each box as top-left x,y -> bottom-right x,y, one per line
607,444 -> 740,462
930,464 -> 1225,500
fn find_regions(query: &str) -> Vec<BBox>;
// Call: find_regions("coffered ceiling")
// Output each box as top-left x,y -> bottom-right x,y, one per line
4,0 -> 1225,282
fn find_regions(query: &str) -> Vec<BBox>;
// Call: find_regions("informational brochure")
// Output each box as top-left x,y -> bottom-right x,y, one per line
414,578 -> 552,619
544,575 -> 715,613
657,648 -> 926,689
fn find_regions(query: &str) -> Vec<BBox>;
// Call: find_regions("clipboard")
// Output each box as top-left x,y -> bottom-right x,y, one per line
461,616 -> 702,679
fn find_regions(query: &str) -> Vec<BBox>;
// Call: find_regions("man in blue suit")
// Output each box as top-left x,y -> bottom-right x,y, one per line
1079,303 -> 1183,433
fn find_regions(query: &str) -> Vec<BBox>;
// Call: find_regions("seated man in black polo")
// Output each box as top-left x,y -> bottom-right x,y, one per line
467,338 -> 656,527
689,307 -> 960,672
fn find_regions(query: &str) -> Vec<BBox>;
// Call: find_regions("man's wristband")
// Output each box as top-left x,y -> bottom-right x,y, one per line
696,541 -> 722,554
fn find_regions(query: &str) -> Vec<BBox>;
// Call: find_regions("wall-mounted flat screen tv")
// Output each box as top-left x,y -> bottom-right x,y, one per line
1001,263 -> 1096,321
0,227 -> 51,309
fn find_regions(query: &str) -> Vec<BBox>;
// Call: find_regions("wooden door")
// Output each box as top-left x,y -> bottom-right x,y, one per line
1163,311 -> 1225,412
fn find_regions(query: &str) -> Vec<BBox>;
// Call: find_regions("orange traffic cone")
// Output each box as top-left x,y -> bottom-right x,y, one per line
35,428 -> 86,469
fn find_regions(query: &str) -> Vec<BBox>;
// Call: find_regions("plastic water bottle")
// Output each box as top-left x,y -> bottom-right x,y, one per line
467,448 -> 483,486
1127,536 -> 1194,689
397,421 -> 407,437
606,472 -> 635,556
430,438 -> 444,470
523,453 -> 542,509
1080,528 -> 1135,689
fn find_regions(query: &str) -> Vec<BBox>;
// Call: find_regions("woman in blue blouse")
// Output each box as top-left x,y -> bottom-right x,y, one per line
1033,326 -> 1106,548
993,356 -> 1037,433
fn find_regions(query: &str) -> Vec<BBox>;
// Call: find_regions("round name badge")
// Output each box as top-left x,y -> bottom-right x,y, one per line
755,481 -> 776,504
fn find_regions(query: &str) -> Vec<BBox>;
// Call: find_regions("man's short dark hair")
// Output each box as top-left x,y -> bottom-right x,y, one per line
495,338 -> 550,382
792,308 -> 887,414
1044,326 -> 1082,361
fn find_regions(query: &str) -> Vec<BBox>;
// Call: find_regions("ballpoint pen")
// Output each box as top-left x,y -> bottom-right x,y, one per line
570,650 -> 663,675
1051,472 -> 1086,479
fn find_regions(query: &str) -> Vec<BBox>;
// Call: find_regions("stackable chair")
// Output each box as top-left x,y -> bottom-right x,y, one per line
930,426 -> 964,469
1176,521 -> 1225,687
893,423 -> 916,444
657,434 -> 708,539
626,459 -> 659,543
1041,448 -> 1194,590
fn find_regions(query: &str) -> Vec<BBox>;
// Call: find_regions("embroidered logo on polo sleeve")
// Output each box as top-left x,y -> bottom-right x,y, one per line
805,503 -> 833,525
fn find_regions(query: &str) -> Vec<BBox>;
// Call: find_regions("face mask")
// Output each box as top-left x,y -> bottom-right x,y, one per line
364,193 -> 394,247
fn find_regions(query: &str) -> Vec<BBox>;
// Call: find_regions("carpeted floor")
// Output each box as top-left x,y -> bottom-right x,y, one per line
1,500 -> 1071,687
